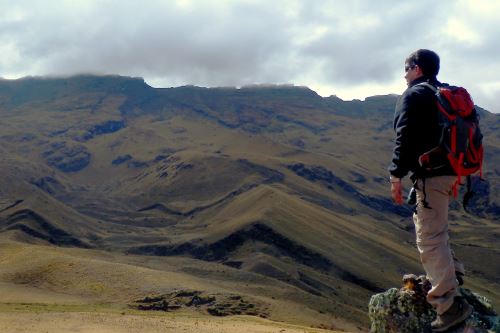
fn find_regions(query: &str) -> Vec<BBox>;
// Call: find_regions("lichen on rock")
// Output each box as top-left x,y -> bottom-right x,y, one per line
368,274 -> 499,333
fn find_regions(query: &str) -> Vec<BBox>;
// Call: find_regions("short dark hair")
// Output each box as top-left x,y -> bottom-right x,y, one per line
406,49 -> 440,77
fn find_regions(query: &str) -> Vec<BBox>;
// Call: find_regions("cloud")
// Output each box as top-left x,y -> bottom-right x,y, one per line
296,1 -> 448,85
1,0 -> 297,84
0,0 -> 498,112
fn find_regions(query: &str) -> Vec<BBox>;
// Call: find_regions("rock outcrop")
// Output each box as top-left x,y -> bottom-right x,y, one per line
43,142 -> 91,172
368,274 -> 500,333
130,290 -> 269,318
79,120 -> 126,141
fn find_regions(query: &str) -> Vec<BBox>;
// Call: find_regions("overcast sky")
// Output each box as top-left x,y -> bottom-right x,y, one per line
1,0 -> 499,112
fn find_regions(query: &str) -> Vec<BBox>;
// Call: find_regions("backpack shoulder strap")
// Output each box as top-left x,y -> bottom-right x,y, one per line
416,82 -> 455,114
415,82 -> 438,93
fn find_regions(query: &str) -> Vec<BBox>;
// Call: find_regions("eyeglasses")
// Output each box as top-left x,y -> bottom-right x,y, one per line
405,64 -> 416,72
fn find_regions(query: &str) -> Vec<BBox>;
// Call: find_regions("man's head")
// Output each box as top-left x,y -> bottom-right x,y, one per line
404,49 -> 440,86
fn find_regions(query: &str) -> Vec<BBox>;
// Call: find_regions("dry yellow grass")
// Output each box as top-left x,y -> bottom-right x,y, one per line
0,310 -> 346,333
0,240 -> 365,332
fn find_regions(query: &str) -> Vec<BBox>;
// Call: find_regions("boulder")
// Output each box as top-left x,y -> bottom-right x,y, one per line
368,274 -> 500,333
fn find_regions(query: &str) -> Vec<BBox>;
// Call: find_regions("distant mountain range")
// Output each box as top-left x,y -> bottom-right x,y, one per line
1,75 -> 498,329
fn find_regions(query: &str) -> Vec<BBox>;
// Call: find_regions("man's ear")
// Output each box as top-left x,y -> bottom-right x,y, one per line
415,65 -> 424,76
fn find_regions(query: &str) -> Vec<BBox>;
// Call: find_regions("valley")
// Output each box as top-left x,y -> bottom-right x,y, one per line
0,75 -> 498,331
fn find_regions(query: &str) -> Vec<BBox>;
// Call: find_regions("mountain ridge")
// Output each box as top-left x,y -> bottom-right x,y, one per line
0,74 -> 498,330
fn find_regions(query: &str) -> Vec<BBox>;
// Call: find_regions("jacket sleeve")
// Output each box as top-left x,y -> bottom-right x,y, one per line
388,91 -> 416,178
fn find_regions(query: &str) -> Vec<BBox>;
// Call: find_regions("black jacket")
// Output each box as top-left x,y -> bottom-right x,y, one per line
388,76 -> 455,180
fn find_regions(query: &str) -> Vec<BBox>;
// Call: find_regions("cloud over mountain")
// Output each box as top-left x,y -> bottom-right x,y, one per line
0,0 -> 499,112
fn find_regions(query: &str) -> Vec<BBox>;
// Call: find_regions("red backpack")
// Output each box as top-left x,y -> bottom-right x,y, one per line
417,82 -> 484,205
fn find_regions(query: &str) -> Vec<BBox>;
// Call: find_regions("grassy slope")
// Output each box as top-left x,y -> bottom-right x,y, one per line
0,77 -> 498,331
0,239 -> 361,332
0,311 -> 344,333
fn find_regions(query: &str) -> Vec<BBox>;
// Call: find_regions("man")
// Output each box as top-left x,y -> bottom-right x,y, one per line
389,49 -> 472,332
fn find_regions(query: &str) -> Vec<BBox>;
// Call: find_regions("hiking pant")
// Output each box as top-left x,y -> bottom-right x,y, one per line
413,175 -> 464,315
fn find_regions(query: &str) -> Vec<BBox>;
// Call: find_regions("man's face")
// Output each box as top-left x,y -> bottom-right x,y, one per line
404,63 -> 423,86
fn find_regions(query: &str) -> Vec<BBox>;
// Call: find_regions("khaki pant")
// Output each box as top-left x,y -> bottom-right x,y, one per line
413,176 -> 464,315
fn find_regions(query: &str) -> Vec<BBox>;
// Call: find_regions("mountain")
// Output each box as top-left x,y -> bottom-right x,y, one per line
0,75 -> 498,331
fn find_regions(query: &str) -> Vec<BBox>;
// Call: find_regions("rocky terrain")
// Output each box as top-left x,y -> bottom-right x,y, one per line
369,274 -> 499,332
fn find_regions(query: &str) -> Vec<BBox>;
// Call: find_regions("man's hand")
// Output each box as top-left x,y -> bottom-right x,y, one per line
390,177 -> 404,205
